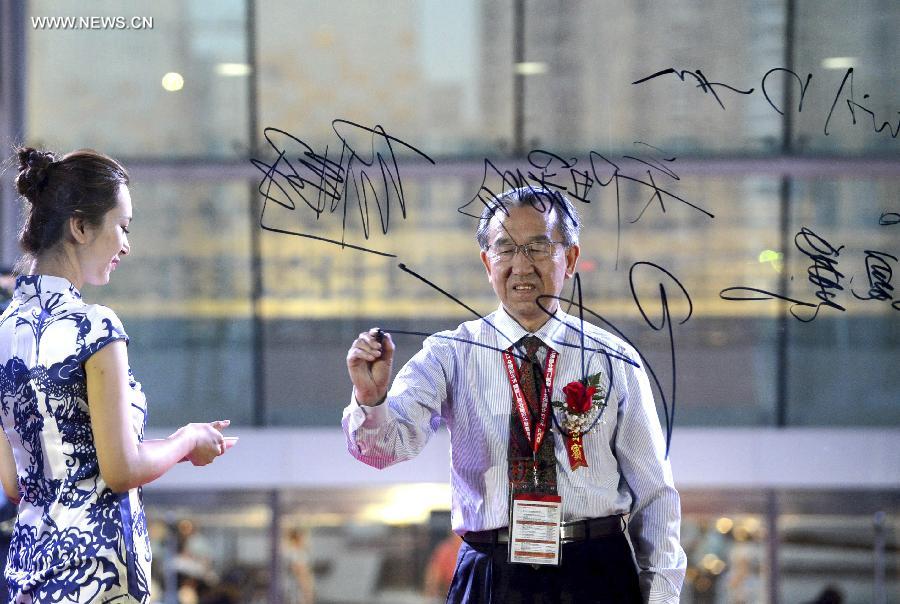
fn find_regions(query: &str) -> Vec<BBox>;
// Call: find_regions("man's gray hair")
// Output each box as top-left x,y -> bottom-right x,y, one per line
475,186 -> 581,250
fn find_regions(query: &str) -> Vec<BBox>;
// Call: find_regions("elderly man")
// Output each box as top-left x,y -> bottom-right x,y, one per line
343,187 -> 685,603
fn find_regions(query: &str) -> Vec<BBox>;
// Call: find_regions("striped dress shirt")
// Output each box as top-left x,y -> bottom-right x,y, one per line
343,305 -> 686,602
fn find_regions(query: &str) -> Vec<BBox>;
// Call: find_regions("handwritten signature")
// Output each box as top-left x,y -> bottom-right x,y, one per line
457,143 -> 713,269
250,120 -> 435,257
626,262 -> 693,454
386,262 -> 688,457
880,211 -> 900,226
633,66 -> 899,138
852,250 -> 900,310
721,225 -> 899,319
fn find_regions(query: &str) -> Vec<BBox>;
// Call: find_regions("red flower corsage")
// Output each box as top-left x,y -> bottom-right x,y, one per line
552,374 -> 607,470
563,381 -> 597,414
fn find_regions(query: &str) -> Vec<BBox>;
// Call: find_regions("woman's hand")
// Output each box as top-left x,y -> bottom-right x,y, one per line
177,420 -> 236,466
87,341 -> 237,491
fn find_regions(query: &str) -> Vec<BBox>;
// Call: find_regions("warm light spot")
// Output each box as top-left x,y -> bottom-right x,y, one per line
742,517 -> 762,533
515,62 -> 547,76
715,517 -> 734,534
215,63 -> 252,77
161,72 -> 184,92
356,483 -> 451,525
822,57 -> 856,70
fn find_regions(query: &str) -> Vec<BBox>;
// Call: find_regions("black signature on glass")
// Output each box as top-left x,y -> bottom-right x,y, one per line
720,225 -> 900,319
457,143 -> 714,270
879,211 -> 900,226
627,262 -> 692,454
721,226 -> 846,322
455,155 -> 588,226
250,120 -> 435,257
632,67 -> 755,110
851,250 -> 900,311
589,143 -> 713,223
633,66 -> 899,138
385,263 -> 684,457
537,266 -> 689,458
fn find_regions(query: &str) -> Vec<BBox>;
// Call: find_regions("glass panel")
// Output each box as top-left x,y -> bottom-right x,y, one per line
779,513 -> 899,604
87,180 -> 254,426
521,0 -> 786,155
776,491 -> 900,604
681,511 -> 768,603
145,491 -> 274,603
260,172 -> 490,426
26,0 -> 250,158
793,1 -> 900,154
783,178 -> 900,426
258,166 -> 782,427
140,487 -> 897,604
591,174 -> 783,427
256,0 -> 510,158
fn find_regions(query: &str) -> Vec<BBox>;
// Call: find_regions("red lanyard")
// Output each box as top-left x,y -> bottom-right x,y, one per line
502,346 -> 559,455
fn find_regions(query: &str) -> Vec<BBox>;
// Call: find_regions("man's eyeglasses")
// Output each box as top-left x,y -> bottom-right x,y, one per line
487,240 -> 565,263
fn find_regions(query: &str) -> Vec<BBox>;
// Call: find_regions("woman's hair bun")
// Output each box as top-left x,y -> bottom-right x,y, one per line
15,147 -> 58,201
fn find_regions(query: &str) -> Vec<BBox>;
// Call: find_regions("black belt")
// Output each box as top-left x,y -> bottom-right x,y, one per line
463,515 -> 625,545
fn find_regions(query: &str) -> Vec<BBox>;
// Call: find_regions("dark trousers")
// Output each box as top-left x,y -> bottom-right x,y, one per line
446,532 -> 642,604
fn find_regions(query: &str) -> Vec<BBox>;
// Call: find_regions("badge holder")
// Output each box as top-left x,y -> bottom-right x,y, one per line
508,492 -> 562,566
502,345 -> 562,566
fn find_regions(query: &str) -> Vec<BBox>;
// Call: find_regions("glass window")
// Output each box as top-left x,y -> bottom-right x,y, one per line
87,179 -> 254,426
141,487 -> 899,603
26,0 -> 250,158
681,511 -> 768,603
793,1 -> 900,154
776,488 -> 899,604
258,166 -> 783,427
783,178 -> 900,426
256,0 -> 508,158
14,0 -> 899,437
521,0 -> 786,155
145,491 -> 274,602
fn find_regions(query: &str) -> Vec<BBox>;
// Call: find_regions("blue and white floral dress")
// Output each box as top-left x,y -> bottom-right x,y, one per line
0,275 -> 151,603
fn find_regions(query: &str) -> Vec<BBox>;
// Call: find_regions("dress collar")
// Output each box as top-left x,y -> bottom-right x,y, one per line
14,274 -> 83,302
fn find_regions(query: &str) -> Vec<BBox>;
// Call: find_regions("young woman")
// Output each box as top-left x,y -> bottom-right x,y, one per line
0,147 -> 236,603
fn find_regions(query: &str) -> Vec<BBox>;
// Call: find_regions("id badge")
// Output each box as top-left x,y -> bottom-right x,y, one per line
508,493 -> 562,566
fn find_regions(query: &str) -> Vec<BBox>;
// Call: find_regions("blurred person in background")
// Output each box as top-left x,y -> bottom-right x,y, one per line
174,518 -> 218,602
423,530 -> 462,602
0,147 -> 236,603
806,585 -> 844,604
281,527 -> 315,604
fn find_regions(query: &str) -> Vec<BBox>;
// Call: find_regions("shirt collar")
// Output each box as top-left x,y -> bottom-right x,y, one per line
492,304 -> 567,352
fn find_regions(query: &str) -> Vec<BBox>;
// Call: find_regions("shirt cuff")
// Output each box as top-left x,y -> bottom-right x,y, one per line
344,393 -> 392,432
643,570 -> 684,604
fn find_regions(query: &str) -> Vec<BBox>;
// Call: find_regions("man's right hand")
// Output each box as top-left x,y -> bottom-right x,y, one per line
347,328 -> 395,405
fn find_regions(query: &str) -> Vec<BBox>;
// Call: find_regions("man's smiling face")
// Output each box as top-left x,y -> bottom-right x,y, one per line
480,203 -> 579,332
